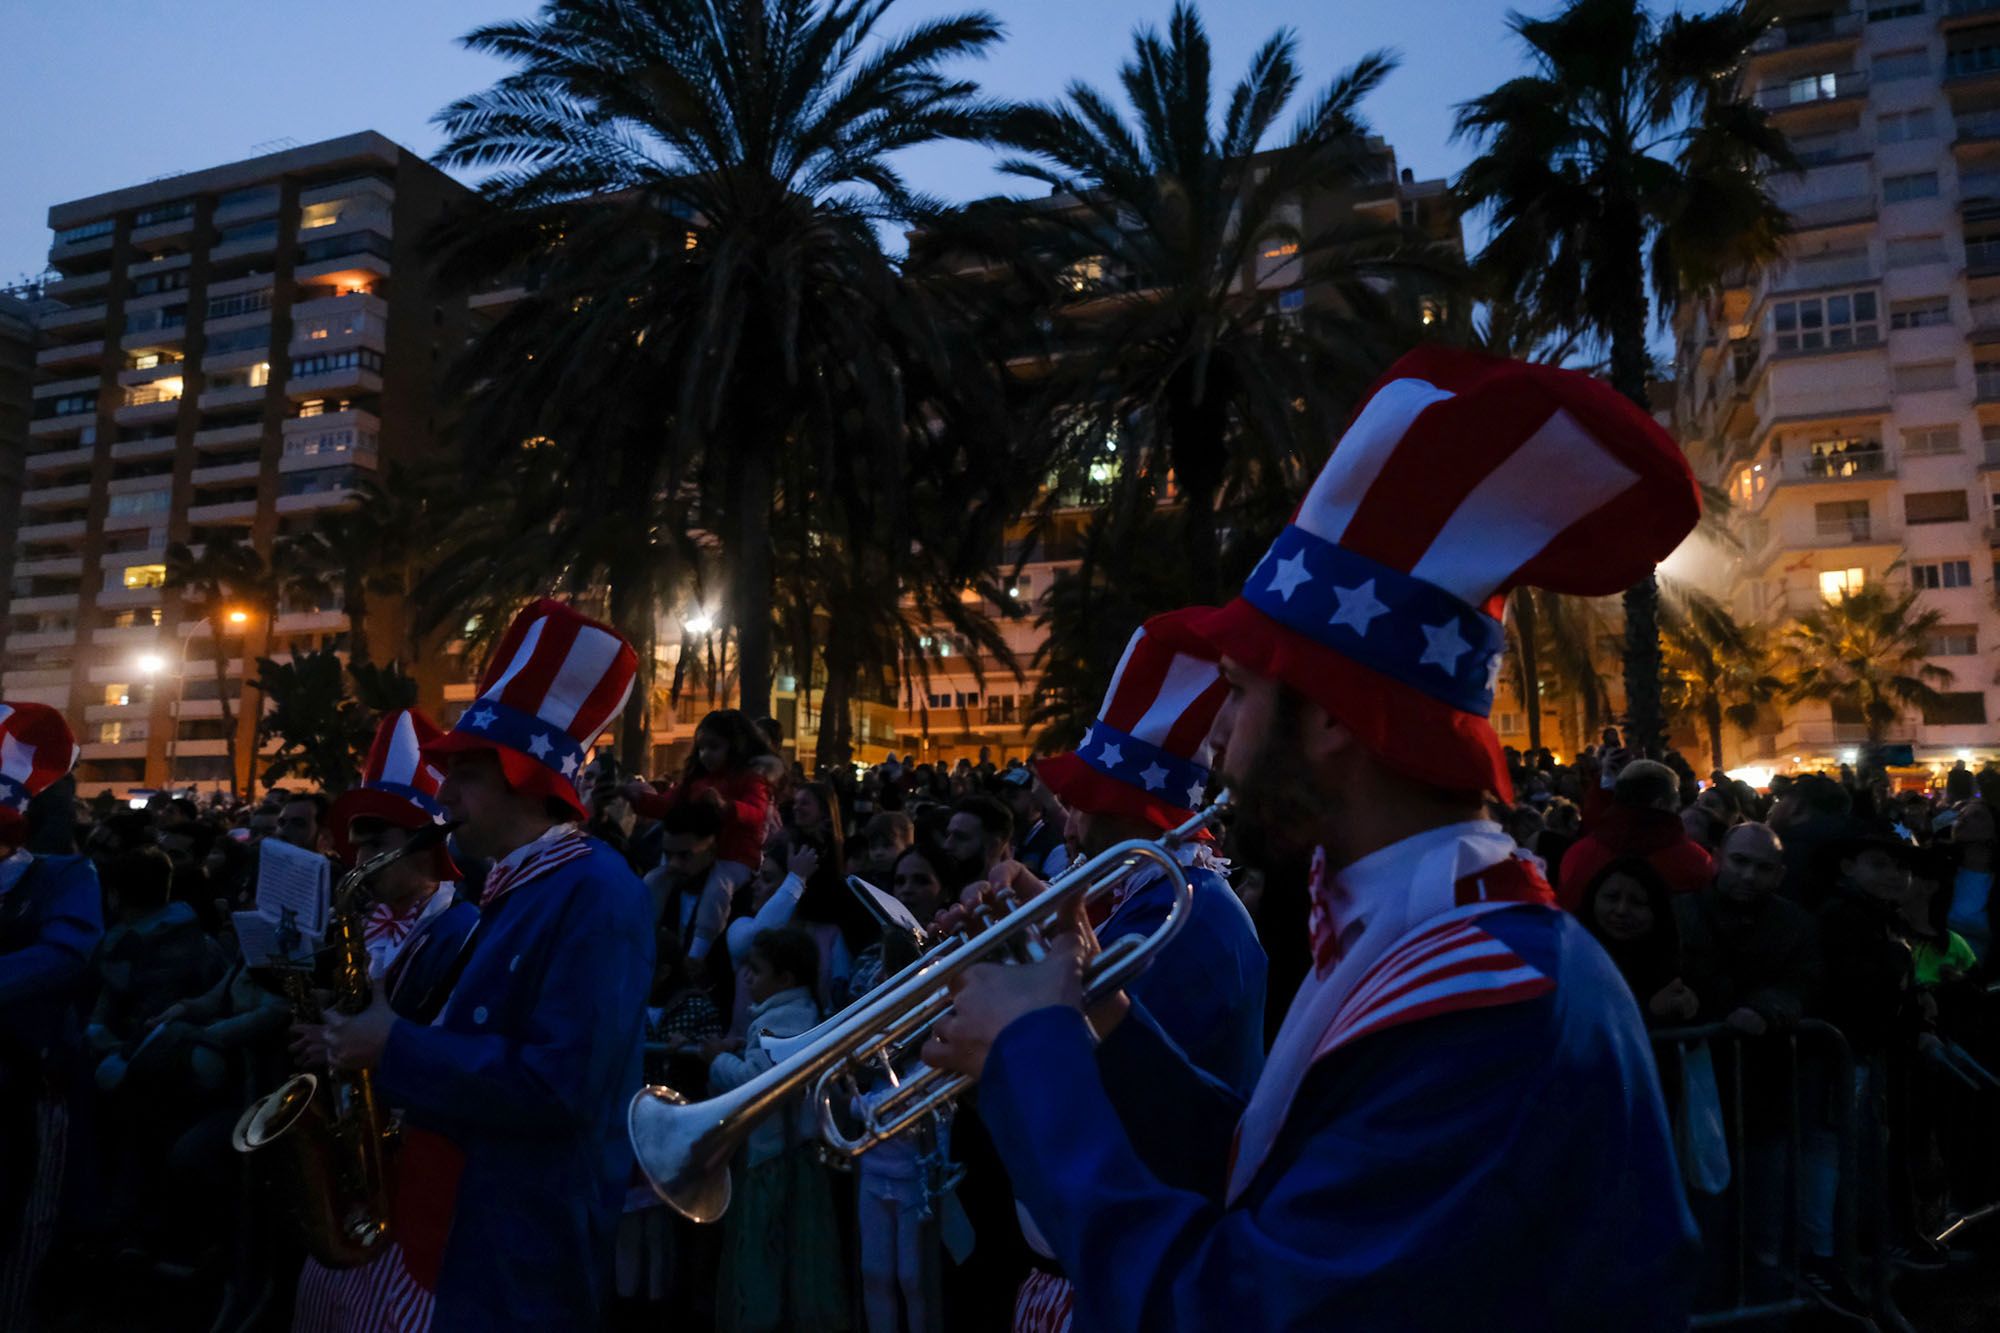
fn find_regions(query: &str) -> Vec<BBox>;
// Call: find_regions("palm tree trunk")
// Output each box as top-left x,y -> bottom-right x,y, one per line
209,629 -> 238,800
1604,202 -> 1667,758
729,443 -> 777,719
816,644 -> 855,772
1512,589 -> 1543,753
1704,696 -> 1726,774
608,555 -> 657,769
1168,383 -> 1233,604
345,573 -> 370,672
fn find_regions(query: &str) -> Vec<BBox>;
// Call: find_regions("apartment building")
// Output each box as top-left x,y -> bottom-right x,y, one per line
0,293 -> 38,628
1674,0 -> 2000,774
9,132 -> 476,796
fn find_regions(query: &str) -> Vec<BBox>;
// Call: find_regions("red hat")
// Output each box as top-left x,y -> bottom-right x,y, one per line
329,709 -> 459,879
1036,607 -> 1228,833
1192,347 -> 1699,801
422,599 -> 637,819
0,702 -> 78,847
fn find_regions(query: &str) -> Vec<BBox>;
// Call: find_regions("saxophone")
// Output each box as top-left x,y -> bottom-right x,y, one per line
230,823 -> 456,1268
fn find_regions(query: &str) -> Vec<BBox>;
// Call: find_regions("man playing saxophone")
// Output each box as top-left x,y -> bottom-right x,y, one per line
284,709 -> 478,1333
324,601 -> 654,1333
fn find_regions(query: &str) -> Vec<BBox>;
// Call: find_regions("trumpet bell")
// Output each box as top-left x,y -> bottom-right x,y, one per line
232,1073 -> 320,1152
629,1084 -> 733,1223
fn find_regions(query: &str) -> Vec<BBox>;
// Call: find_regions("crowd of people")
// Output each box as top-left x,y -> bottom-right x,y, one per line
6,720 -> 1997,1329
5,348 -> 1998,1332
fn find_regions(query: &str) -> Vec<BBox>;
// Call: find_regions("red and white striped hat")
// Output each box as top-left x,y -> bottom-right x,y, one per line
0,702 -> 79,845
423,599 -> 637,818
1192,347 -> 1699,800
1036,607 -> 1228,832
329,709 -> 458,876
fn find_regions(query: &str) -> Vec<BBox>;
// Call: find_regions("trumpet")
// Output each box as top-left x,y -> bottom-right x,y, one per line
629,796 -> 1230,1222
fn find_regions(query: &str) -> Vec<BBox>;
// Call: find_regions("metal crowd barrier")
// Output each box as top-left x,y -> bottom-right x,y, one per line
1650,1019 -> 1912,1333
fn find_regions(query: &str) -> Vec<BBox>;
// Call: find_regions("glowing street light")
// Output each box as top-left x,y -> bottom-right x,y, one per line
136,653 -> 167,676
683,612 -> 715,636
227,609 -> 249,625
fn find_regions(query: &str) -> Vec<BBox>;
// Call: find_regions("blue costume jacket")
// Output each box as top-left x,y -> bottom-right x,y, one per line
0,853 -> 104,1076
1101,863 -> 1265,1098
377,837 -> 653,1332
382,897 -> 481,1023
981,906 -> 1697,1332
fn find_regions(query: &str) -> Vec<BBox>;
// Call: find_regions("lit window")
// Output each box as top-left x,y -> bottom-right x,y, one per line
1773,291 -> 1878,351
123,564 -> 167,589
1819,567 -> 1866,601
299,201 -> 344,230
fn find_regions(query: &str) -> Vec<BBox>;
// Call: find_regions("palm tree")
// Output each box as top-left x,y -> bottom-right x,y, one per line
164,533 -> 273,798
1659,589 -> 1780,770
1454,0 -> 1795,757
274,472 -> 429,672
253,648 -> 372,793
968,2 -> 1459,603
430,0 -> 1004,718
1781,584 -> 1954,747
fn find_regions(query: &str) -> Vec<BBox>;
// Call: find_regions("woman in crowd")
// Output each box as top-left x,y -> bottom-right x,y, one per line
1579,857 -> 1699,1027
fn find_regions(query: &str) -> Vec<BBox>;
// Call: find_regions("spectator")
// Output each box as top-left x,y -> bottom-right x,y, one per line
1676,824 -> 1819,1035
940,796 -> 1012,900
790,781 -> 869,1006
627,710 -> 777,962
704,927 -> 848,1332
275,793 -> 329,852
860,812 -> 914,883
1945,798 -> 1995,963
1557,760 -> 1714,912
87,847 -> 227,1085
647,802 -> 727,949
995,769 -> 1061,878
1577,857 -> 1697,1027
1535,798 -> 1582,892
1769,774 -> 1852,906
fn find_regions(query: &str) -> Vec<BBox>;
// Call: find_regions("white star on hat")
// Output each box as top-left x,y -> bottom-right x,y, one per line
560,753 -> 580,777
1266,550 -> 1313,602
526,733 -> 553,759
1419,620 -> 1471,674
465,706 -> 497,730
1484,653 -> 1504,693
0,731 -> 35,784
1186,778 -> 1207,808
1139,762 -> 1169,791
1097,741 -> 1125,769
1327,580 -> 1388,636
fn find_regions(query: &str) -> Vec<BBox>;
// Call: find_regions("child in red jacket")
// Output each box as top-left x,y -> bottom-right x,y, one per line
627,710 -> 775,961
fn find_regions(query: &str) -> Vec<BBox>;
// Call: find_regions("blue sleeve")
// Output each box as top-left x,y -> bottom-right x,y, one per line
378,894 -> 651,1134
1094,1001 -> 1243,1196
0,857 -> 103,1007
1108,880 -> 1266,1098
980,993 -> 1691,1333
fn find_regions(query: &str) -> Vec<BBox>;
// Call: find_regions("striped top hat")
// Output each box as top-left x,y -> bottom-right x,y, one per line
329,709 -> 458,878
1036,607 -> 1228,832
0,702 -> 79,846
1191,347 -> 1700,800
423,599 -> 637,819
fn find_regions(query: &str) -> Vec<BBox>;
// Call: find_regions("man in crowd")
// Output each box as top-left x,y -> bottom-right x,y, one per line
326,601 -> 654,1332
942,795 -> 1013,896
1558,758 -> 1713,911
0,704 -> 103,1327
1678,824 -> 1820,1036
276,793 -> 330,854
647,803 -> 724,941
1770,774 -> 1853,907
996,769 -> 1063,879
924,348 -> 1702,1329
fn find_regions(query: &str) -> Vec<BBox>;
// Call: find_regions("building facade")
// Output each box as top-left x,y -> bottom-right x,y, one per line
7,133 -> 475,797
1673,0 -> 2000,776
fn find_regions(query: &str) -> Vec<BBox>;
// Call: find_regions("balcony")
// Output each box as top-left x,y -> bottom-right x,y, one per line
15,555 -> 83,579
109,434 -> 177,461
36,339 -> 105,370
16,519 -> 86,544
126,251 -> 191,283
1775,719 -> 1872,751
41,302 -> 107,333
9,594 -> 80,615
1979,367 -> 2000,400
210,225 -> 279,264
130,207 -> 196,246
186,498 -> 259,525
1786,193 -> 1875,232
8,629 -> 78,653
196,383 -> 269,412
1806,515 -> 1903,548
1754,70 -> 1867,114
273,610 -> 348,634
1749,13 -> 1861,57
1946,0 -> 2000,25
28,414 -> 94,440
275,488 -> 361,515
117,358 -> 187,390
285,365 -> 382,400
1946,44 -> 2000,94
192,422 -> 266,451
213,187 -> 280,227
281,408 -> 380,472
44,269 -> 109,300
25,445 -> 96,473
79,742 -> 149,762
114,395 -> 182,429
49,228 -> 113,265
191,460 -> 262,487
21,481 -> 92,510
92,586 -> 160,611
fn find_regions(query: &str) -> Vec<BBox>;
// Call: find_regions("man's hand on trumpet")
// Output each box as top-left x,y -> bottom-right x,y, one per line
921,895 -> 1129,1081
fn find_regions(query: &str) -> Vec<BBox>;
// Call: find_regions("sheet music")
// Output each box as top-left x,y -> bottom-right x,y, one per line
232,910 -> 316,966
846,875 -> 924,935
256,838 -> 329,936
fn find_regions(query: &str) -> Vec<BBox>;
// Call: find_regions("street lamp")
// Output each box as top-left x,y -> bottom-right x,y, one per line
227,608 -> 248,625
683,611 -> 715,636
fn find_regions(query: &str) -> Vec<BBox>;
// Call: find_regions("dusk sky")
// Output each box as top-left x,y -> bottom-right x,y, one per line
3,0 -> 1578,283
